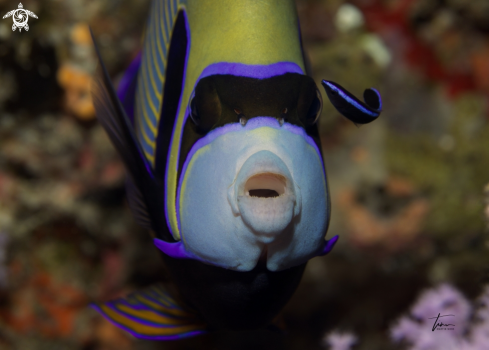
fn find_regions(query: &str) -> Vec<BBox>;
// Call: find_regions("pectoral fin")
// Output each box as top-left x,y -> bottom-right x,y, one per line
92,284 -> 207,340
319,235 -> 339,256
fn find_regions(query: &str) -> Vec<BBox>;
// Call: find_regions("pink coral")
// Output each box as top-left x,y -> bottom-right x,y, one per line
390,284 -> 489,350
322,331 -> 357,350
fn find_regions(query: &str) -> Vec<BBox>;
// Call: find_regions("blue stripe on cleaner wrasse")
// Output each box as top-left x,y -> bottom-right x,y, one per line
90,0 -> 381,340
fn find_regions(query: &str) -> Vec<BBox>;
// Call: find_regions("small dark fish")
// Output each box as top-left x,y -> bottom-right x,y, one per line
90,0 -> 377,340
321,80 -> 382,124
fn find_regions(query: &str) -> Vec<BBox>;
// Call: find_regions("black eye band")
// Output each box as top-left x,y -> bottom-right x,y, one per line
305,89 -> 322,126
188,81 -> 222,133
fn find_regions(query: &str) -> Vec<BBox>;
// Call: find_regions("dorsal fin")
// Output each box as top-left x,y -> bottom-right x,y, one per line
125,176 -> 152,231
117,52 -> 141,124
90,29 -> 170,239
90,29 -> 154,184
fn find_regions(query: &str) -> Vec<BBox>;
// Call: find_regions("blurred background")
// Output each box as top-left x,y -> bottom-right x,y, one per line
1,0 -> 489,349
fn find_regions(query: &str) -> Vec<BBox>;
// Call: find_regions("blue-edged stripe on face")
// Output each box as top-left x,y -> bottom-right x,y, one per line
175,116 -> 325,238
197,61 -> 303,80
178,62 -> 305,137
163,7 -> 192,235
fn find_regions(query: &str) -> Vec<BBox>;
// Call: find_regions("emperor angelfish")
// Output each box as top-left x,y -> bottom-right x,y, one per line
91,0 -> 381,340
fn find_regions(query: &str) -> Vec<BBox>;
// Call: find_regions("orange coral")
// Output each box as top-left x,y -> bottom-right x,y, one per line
57,64 -> 95,120
1,270 -> 87,338
71,23 -> 92,46
338,177 -> 429,252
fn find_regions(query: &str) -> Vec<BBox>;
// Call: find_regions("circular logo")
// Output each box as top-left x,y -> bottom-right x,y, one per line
13,9 -> 27,28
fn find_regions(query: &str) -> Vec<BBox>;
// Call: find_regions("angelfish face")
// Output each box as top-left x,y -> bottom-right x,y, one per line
178,117 -> 329,272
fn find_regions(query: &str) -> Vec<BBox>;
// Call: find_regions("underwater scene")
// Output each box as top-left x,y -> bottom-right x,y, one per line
1,0 -> 489,349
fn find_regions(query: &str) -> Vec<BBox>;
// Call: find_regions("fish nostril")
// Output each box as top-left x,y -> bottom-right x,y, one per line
244,173 -> 286,198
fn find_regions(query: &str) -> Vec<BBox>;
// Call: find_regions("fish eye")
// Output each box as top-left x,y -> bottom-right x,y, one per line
305,89 -> 323,125
188,92 -> 200,126
187,85 -> 222,133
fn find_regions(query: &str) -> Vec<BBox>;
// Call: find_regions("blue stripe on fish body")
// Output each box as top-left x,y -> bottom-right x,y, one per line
141,49 -> 161,118
321,80 -> 382,124
150,2 -> 166,79
155,2 -> 168,58
138,129 -> 155,158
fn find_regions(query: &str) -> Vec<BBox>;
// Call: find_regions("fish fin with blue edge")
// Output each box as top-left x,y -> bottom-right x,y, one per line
90,28 -> 153,185
90,29 -> 169,239
320,235 -> 339,256
116,52 -> 141,123
321,80 -> 382,125
92,284 -> 207,340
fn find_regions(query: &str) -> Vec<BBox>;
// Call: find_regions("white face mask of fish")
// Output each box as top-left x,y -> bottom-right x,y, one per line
153,70 -> 337,272
178,117 -> 329,271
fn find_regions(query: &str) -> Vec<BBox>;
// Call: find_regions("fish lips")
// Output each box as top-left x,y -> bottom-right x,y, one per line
228,150 -> 301,242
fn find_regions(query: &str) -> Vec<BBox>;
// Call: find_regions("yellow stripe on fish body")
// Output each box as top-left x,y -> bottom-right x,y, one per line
96,304 -> 204,337
135,0 -> 178,162
114,304 -> 190,325
92,285 -> 206,340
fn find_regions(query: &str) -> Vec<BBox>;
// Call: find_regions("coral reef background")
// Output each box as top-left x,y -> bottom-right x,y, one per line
1,0 -> 489,349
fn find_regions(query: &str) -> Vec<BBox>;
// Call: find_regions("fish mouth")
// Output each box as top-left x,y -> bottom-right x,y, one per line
244,173 -> 286,198
228,150 -> 301,241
